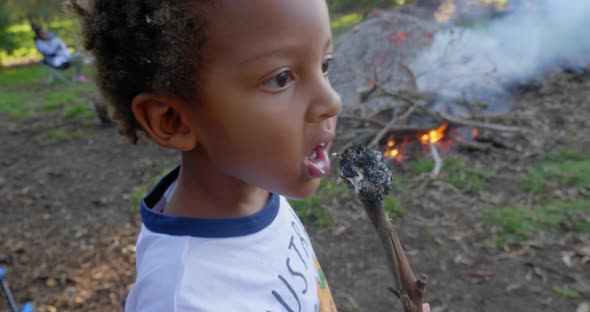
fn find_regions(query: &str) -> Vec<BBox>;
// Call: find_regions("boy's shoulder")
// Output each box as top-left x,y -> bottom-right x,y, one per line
125,225 -> 189,311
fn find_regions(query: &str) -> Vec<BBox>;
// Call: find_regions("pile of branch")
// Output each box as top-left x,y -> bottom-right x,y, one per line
336,67 -> 523,177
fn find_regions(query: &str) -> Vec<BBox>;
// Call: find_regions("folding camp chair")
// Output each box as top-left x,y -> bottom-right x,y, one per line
0,267 -> 34,312
40,49 -> 92,86
42,63 -> 74,85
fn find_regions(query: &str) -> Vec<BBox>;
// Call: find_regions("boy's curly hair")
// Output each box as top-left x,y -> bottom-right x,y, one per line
68,0 -> 206,143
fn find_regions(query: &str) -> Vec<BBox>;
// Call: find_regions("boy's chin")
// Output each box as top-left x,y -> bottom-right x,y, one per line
283,178 -> 322,200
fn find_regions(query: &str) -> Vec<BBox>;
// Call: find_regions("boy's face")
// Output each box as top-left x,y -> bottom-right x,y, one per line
189,0 -> 342,198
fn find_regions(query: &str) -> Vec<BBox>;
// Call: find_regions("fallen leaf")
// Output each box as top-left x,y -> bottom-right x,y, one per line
575,244 -> 590,257
577,302 -> 590,312
562,251 -> 575,267
465,270 -> 496,278
506,283 -> 522,292
46,278 -> 57,287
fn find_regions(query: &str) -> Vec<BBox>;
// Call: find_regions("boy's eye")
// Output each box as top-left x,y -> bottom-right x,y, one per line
261,70 -> 294,90
322,57 -> 333,75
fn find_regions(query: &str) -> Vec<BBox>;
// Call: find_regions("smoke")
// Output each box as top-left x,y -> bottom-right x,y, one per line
411,0 -> 590,112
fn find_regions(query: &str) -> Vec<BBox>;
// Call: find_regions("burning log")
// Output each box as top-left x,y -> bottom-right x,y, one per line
336,148 -> 427,312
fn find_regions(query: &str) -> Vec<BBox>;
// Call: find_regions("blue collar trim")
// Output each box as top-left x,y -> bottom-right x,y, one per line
140,166 -> 280,238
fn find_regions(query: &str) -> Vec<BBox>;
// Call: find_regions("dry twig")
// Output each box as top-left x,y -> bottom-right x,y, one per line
352,69 -> 521,136
337,148 -> 427,312
437,112 -> 521,132
368,103 -> 420,149
429,141 -> 442,178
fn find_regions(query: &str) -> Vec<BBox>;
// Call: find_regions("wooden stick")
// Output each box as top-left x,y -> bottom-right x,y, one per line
338,148 -> 426,312
362,198 -> 427,312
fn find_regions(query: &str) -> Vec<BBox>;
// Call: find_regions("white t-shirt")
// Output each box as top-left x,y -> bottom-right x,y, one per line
125,167 -> 337,312
35,33 -> 71,68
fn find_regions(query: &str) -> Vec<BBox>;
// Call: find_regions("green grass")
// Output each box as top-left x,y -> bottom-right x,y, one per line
0,84 -> 94,119
553,286 -> 580,299
482,198 -> 590,248
0,91 -> 38,119
0,64 -> 95,120
130,169 -> 171,213
407,157 -> 492,192
483,149 -> 590,248
44,128 -> 90,142
289,178 -> 347,227
520,149 -> 590,193
383,195 -> 406,219
0,65 -> 48,87
64,102 -> 96,120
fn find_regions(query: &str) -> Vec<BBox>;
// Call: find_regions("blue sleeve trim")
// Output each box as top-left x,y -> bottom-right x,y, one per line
140,166 -> 280,238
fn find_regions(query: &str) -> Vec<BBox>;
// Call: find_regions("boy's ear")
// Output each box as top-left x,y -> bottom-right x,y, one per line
131,93 -> 197,151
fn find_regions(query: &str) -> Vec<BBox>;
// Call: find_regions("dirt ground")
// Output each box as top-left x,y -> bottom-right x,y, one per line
2,8 -> 590,312
1,69 -> 588,311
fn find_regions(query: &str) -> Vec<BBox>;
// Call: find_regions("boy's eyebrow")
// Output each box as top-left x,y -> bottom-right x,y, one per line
239,37 -> 333,66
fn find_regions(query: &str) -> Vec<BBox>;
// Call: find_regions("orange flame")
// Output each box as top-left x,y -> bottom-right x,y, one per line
419,122 -> 448,145
396,33 -> 408,40
382,123 -> 451,163
383,139 -> 396,157
383,139 -> 402,162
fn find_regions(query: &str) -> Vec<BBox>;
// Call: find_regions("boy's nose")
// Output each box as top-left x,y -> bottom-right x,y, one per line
306,77 -> 342,123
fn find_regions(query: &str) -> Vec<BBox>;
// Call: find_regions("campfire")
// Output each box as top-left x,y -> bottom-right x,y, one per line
336,86 -> 522,177
382,122 -> 450,163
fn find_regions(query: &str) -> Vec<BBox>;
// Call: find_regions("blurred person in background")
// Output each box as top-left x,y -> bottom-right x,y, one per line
31,23 -> 87,82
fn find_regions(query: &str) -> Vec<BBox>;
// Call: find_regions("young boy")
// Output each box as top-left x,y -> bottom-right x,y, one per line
71,0 -> 338,310
70,0 -> 431,311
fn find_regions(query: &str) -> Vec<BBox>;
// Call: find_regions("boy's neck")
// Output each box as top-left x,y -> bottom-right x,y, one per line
163,152 -> 271,219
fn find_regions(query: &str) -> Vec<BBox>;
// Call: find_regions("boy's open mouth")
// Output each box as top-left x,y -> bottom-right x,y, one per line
304,141 -> 331,178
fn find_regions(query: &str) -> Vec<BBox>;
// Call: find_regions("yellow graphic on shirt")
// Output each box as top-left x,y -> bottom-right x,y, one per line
315,258 -> 337,312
